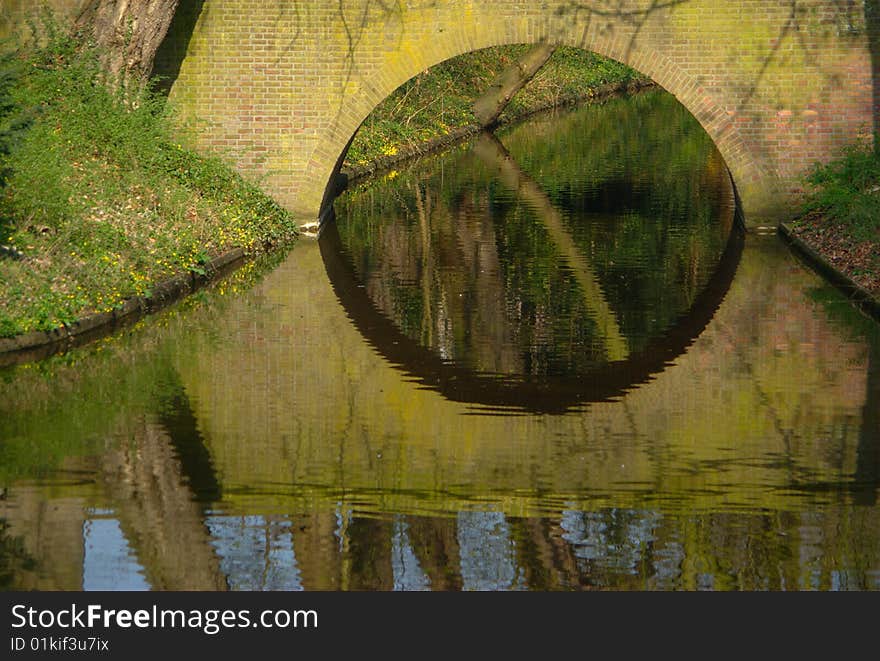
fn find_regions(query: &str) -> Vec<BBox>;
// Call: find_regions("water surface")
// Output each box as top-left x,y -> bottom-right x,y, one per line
1,90 -> 878,590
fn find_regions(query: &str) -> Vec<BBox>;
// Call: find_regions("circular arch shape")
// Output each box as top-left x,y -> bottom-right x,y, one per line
307,24 -> 774,224
318,205 -> 746,414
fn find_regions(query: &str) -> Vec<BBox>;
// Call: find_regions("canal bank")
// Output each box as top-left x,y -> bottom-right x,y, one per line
778,139 -> 880,323
0,44 -> 650,363
0,28 -> 300,358
1,34 -> 877,365
780,222 -> 880,322
341,78 -> 655,187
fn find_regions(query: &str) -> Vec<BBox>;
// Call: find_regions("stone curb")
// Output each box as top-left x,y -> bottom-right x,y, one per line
778,223 -> 880,322
0,247 -> 249,364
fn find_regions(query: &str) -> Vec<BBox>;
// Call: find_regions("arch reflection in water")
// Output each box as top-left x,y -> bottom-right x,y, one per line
326,91 -> 739,412
0,91 -> 878,591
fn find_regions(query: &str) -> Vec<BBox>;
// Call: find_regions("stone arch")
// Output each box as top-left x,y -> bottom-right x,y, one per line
311,31 -> 766,225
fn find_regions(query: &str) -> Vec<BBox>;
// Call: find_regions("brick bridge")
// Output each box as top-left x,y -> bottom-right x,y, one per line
152,0 -> 877,227
7,1 -> 878,227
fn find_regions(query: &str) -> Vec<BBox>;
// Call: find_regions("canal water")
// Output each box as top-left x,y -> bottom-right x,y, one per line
1,90 -> 878,590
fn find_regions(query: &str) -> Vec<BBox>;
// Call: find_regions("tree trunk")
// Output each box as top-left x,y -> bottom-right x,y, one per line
75,0 -> 180,82
472,42 -> 556,128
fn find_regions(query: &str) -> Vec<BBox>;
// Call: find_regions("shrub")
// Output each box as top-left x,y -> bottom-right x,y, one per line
803,140 -> 880,241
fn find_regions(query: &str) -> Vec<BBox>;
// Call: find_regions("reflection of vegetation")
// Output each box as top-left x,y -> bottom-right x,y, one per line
0,354 -> 163,484
0,247 -> 286,484
335,90 -> 732,374
473,133 -> 629,362
0,519 -> 35,589
490,91 -> 733,347
0,235 -> 878,590
806,284 -> 880,344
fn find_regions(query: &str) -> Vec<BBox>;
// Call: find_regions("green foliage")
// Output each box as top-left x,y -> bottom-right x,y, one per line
0,21 -> 297,338
803,140 -> 880,241
0,41 -> 31,242
346,45 -> 642,167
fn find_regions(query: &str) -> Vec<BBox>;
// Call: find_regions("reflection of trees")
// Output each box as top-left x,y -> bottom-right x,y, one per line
205,515 -> 304,590
404,515 -> 463,590
247,503 -> 879,590
855,340 -> 880,505
290,512 -> 344,590
355,172 -> 528,374
473,132 -> 628,362
99,413 -> 227,591
336,91 -> 731,375
344,516 -> 395,590
507,517 -> 592,590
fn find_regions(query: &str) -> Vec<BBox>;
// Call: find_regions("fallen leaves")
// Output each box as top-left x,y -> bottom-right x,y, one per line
792,211 -> 880,296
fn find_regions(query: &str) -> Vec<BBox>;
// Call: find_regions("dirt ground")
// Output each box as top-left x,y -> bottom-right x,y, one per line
788,212 -> 880,298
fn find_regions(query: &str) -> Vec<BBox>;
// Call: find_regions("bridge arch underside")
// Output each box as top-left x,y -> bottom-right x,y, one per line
165,1 -> 874,228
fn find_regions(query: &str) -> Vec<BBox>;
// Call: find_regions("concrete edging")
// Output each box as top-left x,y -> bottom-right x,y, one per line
778,222 -> 880,322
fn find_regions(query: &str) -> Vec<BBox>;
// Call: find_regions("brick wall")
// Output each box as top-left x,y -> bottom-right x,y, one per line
19,1 -> 880,227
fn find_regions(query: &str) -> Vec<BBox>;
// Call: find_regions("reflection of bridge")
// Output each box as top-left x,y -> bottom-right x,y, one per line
319,126 -> 742,412
1,231 -> 878,589
320,212 -> 743,413
144,0 -> 875,227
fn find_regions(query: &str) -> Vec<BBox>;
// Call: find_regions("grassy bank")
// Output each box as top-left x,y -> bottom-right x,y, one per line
0,26 -> 298,339
344,45 -> 646,169
791,141 -> 880,298
0,36 -> 646,342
